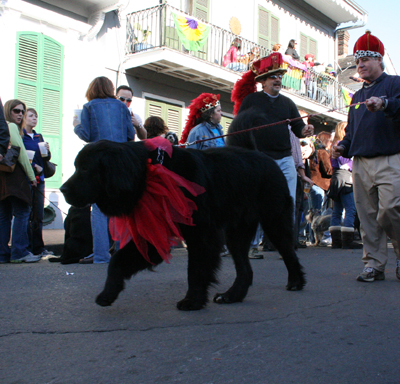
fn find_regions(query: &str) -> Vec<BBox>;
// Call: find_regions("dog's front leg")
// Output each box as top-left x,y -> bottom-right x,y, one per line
96,241 -> 162,306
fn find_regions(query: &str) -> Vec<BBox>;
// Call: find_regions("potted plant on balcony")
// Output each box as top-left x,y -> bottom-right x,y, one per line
132,23 -> 152,52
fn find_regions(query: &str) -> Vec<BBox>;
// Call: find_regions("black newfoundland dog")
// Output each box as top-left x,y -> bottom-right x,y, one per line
60,139 -> 305,310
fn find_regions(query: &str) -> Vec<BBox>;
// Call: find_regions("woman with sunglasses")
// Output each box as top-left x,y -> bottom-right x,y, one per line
22,108 -> 53,258
73,76 -> 135,264
0,99 -> 39,263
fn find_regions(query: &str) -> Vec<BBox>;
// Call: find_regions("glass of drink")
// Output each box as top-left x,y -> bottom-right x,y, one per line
38,142 -> 48,157
303,182 -> 311,194
26,150 -> 35,164
74,109 -> 82,121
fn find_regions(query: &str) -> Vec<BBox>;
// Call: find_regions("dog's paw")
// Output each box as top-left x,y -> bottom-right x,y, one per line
213,293 -> 233,304
95,291 -> 115,307
176,298 -> 206,311
286,279 -> 306,291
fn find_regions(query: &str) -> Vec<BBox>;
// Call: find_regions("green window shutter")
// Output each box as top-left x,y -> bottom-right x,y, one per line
166,106 -> 182,136
309,38 -> 317,59
258,6 -> 270,49
194,0 -> 209,21
16,33 -> 39,109
258,7 -> 279,50
145,99 -> 183,139
146,100 -> 163,119
270,16 -> 279,48
300,33 -> 318,61
15,32 -> 64,189
300,33 -> 308,61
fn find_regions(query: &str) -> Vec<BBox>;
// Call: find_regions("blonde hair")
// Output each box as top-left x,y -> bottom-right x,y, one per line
333,121 -> 347,145
22,108 -> 38,132
272,43 -> 281,52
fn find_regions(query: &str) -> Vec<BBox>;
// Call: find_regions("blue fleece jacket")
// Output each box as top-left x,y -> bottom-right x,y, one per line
339,72 -> 400,158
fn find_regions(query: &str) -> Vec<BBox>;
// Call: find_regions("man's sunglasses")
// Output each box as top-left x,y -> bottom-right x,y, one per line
268,74 -> 283,80
118,96 -> 132,103
12,108 -> 25,115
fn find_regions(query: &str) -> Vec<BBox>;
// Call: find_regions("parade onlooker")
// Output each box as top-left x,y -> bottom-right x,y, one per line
223,38 -> 246,72
179,93 -> 229,257
332,30 -> 400,282
74,76 -> 135,264
231,52 -> 313,257
0,98 -> 9,162
116,85 -> 147,140
285,39 -> 300,61
328,122 -> 359,249
0,100 -> 39,263
179,93 -> 224,150
307,137 -> 332,245
272,43 -> 282,53
143,116 -> 168,139
144,116 -> 179,145
232,52 -> 314,209
22,108 -> 53,258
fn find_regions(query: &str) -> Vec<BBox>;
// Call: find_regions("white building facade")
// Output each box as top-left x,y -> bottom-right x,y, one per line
0,0 -> 368,227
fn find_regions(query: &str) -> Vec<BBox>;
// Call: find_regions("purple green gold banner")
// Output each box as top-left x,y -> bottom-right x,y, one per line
172,12 -> 210,52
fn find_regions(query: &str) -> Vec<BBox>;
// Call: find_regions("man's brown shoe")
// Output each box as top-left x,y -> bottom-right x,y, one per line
79,256 -> 94,264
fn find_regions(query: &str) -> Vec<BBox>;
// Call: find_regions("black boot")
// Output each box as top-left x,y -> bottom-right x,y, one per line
329,226 -> 342,249
341,227 -> 363,249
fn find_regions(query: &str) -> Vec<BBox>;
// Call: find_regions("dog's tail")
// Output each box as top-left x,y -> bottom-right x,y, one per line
226,107 -> 269,150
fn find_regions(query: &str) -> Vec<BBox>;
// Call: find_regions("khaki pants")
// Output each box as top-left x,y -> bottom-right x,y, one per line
353,155 -> 400,271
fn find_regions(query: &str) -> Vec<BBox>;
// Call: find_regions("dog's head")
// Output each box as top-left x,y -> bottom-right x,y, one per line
60,140 -> 148,216
305,208 -> 321,224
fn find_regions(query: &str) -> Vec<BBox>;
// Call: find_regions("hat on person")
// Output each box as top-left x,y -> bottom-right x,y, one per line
179,93 -> 221,144
353,30 -> 385,60
251,52 -> 287,81
305,53 -> 315,60
231,52 -> 287,114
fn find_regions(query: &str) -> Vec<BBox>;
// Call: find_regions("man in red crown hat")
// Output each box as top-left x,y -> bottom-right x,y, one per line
230,52 -> 314,213
332,30 -> 400,282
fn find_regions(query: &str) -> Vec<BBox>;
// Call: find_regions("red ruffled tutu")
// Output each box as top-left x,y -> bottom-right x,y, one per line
109,137 -> 205,264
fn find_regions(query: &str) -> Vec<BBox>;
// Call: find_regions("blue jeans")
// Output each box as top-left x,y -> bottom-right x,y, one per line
308,184 -> 325,211
251,224 -> 264,248
331,191 -> 357,228
90,204 -> 111,263
251,156 -> 297,246
0,196 -> 31,262
28,181 -> 45,254
274,155 -> 297,214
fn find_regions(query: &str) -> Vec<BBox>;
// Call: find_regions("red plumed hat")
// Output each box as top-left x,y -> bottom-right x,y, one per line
353,30 -> 384,60
179,93 -> 220,144
231,52 -> 287,115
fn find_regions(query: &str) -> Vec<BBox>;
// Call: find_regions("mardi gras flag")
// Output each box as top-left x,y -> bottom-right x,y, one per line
341,88 -> 353,106
172,12 -> 210,52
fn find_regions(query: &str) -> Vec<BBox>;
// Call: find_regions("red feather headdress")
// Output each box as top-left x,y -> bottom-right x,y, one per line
179,93 -> 220,144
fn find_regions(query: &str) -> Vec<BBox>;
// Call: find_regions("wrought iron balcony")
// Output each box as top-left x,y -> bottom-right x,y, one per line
125,3 -> 352,117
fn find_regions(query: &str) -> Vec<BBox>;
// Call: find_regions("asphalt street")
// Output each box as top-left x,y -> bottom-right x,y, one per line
1,230 -> 399,384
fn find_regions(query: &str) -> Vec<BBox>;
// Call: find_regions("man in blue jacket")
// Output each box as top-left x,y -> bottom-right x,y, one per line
332,30 -> 400,282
